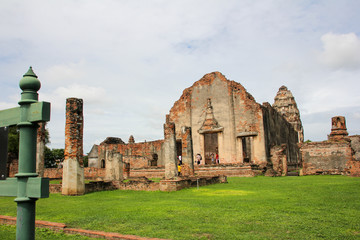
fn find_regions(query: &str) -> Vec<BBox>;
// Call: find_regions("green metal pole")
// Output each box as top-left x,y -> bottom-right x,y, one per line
15,67 -> 41,240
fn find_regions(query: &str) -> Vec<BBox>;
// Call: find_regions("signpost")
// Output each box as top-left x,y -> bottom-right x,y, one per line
0,67 -> 50,240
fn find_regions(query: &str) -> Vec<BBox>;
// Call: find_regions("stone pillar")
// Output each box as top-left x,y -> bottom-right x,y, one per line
36,122 -> 46,177
105,149 -> 123,181
163,115 -> 178,179
237,137 -> 243,164
329,116 -> 348,140
62,98 -> 85,195
181,126 -> 194,177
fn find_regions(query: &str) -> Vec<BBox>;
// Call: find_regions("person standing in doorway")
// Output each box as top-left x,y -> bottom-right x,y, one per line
196,153 -> 202,165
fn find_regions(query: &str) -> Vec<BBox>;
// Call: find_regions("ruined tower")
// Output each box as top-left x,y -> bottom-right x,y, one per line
329,116 -> 348,140
62,98 -> 85,195
273,86 -> 304,142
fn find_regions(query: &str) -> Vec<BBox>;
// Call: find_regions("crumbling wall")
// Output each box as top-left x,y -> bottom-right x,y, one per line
231,81 -> 267,165
44,167 -> 106,180
181,126 -> 194,176
269,144 -> 288,176
98,139 -> 164,172
300,140 -> 352,175
262,102 -> 299,168
87,144 -> 99,168
348,135 -> 360,177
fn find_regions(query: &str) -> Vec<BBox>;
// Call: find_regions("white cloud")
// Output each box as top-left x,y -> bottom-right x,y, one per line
1,1 -> 360,151
40,84 -> 110,111
319,32 -> 360,70
40,62 -> 86,86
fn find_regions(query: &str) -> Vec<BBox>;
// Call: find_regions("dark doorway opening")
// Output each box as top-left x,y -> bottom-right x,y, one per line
150,153 -> 158,166
176,140 -> 182,160
242,137 -> 251,163
204,133 -> 218,165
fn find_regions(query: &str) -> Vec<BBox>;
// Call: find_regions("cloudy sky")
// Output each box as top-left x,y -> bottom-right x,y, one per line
1,0 -> 359,153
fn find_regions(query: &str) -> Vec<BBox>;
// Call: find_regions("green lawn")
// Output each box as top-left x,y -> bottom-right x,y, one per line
1,176 -> 359,239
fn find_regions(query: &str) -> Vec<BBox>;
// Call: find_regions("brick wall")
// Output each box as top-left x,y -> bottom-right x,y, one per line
194,164 -> 255,177
300,140 -> 352,175
130,167 -> 165,178
348,135 -> 360,177
98,139 -> 164,170
43,167 -> 106,180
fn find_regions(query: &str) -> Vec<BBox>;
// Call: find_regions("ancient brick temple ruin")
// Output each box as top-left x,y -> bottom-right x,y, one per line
89,72 -> 303,178
6,71 -> 360,190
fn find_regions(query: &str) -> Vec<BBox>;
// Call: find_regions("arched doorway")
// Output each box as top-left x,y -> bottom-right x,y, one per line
101,159 -> 105,168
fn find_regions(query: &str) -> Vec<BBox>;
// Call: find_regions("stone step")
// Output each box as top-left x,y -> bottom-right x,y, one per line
287,171 -> 299,176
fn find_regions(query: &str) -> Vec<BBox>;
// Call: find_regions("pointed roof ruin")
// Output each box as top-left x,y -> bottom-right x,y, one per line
198,98 -> 224,133
272,86 -> 304,142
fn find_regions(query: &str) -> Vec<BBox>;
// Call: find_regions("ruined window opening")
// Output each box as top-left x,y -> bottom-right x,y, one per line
101,159 -> 105,168
204,133 -> 218,165
176,140 -> 182,158
149,153 -> 158,167
242,137 -> 251,163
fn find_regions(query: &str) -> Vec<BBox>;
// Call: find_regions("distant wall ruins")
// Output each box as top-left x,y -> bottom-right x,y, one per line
300,116 -> 360,176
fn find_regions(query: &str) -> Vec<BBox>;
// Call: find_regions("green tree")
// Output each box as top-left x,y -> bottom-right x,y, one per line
83,155 -> 88,167
8,126 -> 19,158
44,147 -> 64,168
7,125 -> 50,158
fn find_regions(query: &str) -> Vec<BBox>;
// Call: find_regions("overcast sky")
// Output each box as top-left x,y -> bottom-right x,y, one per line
1,0 -> 359,153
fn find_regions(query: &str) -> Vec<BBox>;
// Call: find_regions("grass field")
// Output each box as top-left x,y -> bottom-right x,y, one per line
1,175 -> 359,239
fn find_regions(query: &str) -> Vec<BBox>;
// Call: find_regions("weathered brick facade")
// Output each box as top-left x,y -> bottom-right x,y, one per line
96,137 -> 164,172
9,167 -> 106,180
348,135 -> 360,177
300,140 -> 352,175
93,71 -> 302,179
167,72 -> 300,172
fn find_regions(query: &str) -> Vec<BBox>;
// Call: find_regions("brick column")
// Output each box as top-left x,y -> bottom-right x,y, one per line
163,115 -> 178,179
181,126 -> 194,176
36,122 -> 46,177
62,98 -> 85,195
